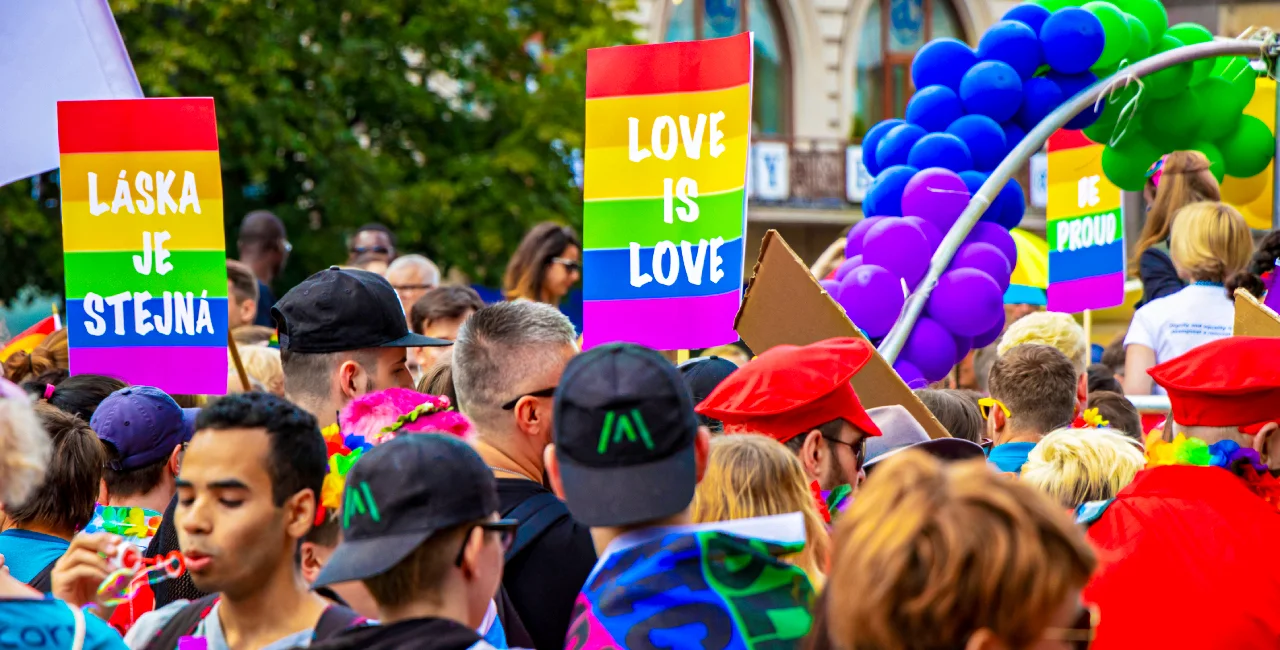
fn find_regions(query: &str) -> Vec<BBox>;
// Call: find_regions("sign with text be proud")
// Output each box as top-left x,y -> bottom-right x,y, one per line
582,34 -> 752,350
1046,130 -> 1124,314
58,98 -> 229,394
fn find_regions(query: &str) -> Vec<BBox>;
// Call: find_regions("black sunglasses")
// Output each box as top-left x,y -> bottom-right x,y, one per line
352,245 -> 391,255
453,519 -> 518,567
550,257 -> 581,273
501,386 -> 557,410
822,435 -> 868,469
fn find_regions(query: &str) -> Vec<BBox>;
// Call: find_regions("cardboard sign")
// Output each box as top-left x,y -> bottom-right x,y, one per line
735,230 -> 950,439
58,98 -> 229,394
581,34 -> 753,350
1045,130 -> 1125,313
1233,288 -> 1280,338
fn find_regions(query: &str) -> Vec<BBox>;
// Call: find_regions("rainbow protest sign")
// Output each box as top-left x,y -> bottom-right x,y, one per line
58,98 -> 228,394
1045,130 -> 1124,313
582,34 -> 752,350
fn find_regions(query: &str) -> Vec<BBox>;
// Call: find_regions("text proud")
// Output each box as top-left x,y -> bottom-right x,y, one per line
57,97 -> 230,394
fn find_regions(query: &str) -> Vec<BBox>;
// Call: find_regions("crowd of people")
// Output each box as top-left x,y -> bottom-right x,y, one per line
2,146 -> 1280,650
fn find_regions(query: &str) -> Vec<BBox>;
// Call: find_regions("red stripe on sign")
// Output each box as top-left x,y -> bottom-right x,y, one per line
1046,129 -> 1094,152
586,33 -> 752,99
57,98 -> 219,153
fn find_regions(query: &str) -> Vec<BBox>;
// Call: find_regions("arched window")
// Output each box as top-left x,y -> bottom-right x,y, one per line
854,0 -> 964,139
663,0 -> 791,136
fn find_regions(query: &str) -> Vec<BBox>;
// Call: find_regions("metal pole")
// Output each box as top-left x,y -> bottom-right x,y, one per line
878,39 -> 1273,364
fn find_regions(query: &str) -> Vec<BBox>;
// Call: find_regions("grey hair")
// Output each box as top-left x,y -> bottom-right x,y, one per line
387,254 -> 441,286
0,396 -> 51,509
453,301 -> 578,431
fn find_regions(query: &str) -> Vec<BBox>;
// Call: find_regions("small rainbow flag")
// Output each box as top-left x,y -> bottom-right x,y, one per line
0,316 -> 58,363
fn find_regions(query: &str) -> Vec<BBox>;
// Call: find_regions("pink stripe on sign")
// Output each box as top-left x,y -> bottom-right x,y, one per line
583,291 -> 742,350
70,346 -> 229,395
1047,272 -> 1126,314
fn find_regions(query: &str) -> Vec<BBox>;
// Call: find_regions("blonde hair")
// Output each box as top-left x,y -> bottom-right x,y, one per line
1169,201 -> 1252,283
828,451 -> 1095,650
1132,150 -> 1221,272
0,393 -> 52,509
1021,428 -> 1144,508
997,312 -> 1088,373
692,435 -> 831,588
239,345 -> 284,396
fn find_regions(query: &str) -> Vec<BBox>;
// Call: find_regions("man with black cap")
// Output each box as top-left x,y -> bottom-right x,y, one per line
546,343 -> 817,649
308,434 -> 515,650
273,267 -> 451,428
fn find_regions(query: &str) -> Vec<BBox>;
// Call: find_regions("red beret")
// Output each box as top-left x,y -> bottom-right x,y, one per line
694,337 -> 882,443
1148,336 -> 1280,433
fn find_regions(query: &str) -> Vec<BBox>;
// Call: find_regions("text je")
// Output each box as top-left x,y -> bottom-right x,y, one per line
88,170 -> 203,216
629,113 -> 727,162
630,238 -> 726,288
134,231 -> 174,276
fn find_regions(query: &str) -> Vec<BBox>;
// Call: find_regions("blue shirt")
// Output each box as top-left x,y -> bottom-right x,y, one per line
0,596 -> 126,649
0,529 -> 69,583
987,441 -> 1037,474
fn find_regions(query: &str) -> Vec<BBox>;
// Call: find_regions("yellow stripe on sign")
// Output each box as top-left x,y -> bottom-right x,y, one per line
59,151 -> 224,204
585,84 -> 751,150
61,199 -> 227,252
583,135 -> 749,200
1046,144 -> 1121,221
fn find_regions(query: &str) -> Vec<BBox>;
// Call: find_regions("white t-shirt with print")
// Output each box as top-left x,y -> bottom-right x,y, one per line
1125,283 -> 1234,395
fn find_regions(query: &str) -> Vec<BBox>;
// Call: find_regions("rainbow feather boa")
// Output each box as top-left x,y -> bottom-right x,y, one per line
1146,431 -> 1280,509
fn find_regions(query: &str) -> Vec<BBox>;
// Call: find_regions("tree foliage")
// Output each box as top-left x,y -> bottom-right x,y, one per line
0,0 -> 635,300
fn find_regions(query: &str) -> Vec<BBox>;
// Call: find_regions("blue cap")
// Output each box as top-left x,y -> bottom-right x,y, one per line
90,386 -> 199,471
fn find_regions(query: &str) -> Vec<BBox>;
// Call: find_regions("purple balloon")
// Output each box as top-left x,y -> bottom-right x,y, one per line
973,316 -> 1006,349
951,242 -> 1012,290
903,216 -> 943,252
926,268 -> 1005,337
845,217 -> 886,259
902,317 -> 958,382
965,222 -> 1017,266
820,279 -> 841,297
838,264 -> 906,339
862,219 -> 931,290
952,333 -> 974,364
901,167 -> 972,234
836,255 -> 864,282
893,359 -> 929,389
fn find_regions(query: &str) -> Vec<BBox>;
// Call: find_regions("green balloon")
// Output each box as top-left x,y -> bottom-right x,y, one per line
1083,83 -> 1141,145
1166,23 -> 1214,84
1194,77 -> 1242,141
1145,35 -> 1193,99
1191,141 -> 1226,182
1123,14 -> 1151,64
1142,89 -> 1204,141
1102,135 -> 1162,191
1033,0 -> 1077,10
1213,56 -> 1257,112
1111,0 -> 1167,43
1217,115 -> 1276,178
1084,2 -> 1132,69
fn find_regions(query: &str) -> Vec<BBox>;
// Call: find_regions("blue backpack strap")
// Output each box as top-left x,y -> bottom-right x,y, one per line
1075,499 -> 1115,527
502,492 -> 571,563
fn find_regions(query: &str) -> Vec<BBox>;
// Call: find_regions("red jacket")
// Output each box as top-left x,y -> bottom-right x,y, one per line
1084,465 -> 1280,649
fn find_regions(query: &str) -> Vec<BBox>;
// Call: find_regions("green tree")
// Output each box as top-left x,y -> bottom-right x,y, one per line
0,0 -> 635,300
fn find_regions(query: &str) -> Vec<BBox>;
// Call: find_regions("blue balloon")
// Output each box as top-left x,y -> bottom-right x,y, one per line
911,38 -> 978,92
875,123 -> 927,170
1001,122 -> 1027,158
1003,3 -> 1052,34
959,170 -> 1016,224
978,20 -> 1042,80
994,177 -> 1026,229
905,85 -> 963,132
946,115 -> 1007,172
863,165 -> 918,216
907,133 -> 973,172
1015,76 -> 1064,131
861,119 -> 904,177
1046,71 -> 1103,130
959,61 -> 1023,123
1040,7 -> 1104,74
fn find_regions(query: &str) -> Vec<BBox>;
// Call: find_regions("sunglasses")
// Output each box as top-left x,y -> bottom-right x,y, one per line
822,435 -> 867,469
352,245 -> 391,255
977,397 -> 1011,420
1041,603 -> 1099,650
501,386 -> 557,410
551,257 -> 581,273
453,519 -> 518,567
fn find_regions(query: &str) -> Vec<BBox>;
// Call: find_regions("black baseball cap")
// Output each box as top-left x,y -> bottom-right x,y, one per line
553,343 -> 699,528
313,433 -> 506,588
272,267 -> 450,353
678,356 -> 738,429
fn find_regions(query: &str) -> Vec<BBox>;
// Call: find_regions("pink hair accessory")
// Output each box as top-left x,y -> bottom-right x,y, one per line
338,388 -> 474,444
43,384 -> 56,400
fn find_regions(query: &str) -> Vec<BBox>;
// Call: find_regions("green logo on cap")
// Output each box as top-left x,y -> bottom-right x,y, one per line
342,481 -> 381,528
598,409 -> 655,454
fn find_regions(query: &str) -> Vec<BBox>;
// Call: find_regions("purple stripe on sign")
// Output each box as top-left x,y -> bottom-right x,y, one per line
583,291 -> 742,350
1047,272 -> 1126,314
70,346 -> 229,395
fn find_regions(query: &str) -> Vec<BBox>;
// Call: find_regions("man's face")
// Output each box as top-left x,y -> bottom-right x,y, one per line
387,267 -> 435,319
349,230 -> 394,264
226,280 -> 256,330
821,420 -> 867,490
414,313 -> 471,371
176,427 -> 293,598
369,347 -> 414,391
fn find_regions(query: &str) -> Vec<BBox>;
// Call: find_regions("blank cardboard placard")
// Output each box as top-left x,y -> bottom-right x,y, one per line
735,230 -> 950,439
1233,288 -> 1280,338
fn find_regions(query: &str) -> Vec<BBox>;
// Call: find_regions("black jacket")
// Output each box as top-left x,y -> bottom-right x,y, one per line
1137,245 -> 1185,308
308,617 -> 492,650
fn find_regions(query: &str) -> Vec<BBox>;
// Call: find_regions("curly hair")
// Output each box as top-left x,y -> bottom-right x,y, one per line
0,384 -> 51,509
3,329 -> 68,383
196,392 -> 326,506
1227,228 -> 1280,300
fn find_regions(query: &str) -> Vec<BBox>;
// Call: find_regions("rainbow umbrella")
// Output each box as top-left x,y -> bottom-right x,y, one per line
1004,228 -> 1048,305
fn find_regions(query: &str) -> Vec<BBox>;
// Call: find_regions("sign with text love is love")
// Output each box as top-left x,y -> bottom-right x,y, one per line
582,33 -> 753,350
1046,130 -> 1124,313
58,98 -> 228,394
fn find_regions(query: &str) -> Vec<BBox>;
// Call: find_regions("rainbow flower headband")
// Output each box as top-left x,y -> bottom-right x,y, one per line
1146,431 -> 1280,509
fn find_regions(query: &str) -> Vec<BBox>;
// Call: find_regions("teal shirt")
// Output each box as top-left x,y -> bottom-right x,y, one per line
0,529 -> 69,583
987,441 -> 1037,474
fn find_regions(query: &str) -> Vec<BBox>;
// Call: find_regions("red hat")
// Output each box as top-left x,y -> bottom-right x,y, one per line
1147,336 -> 1280,433
694,337 -> 883,443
